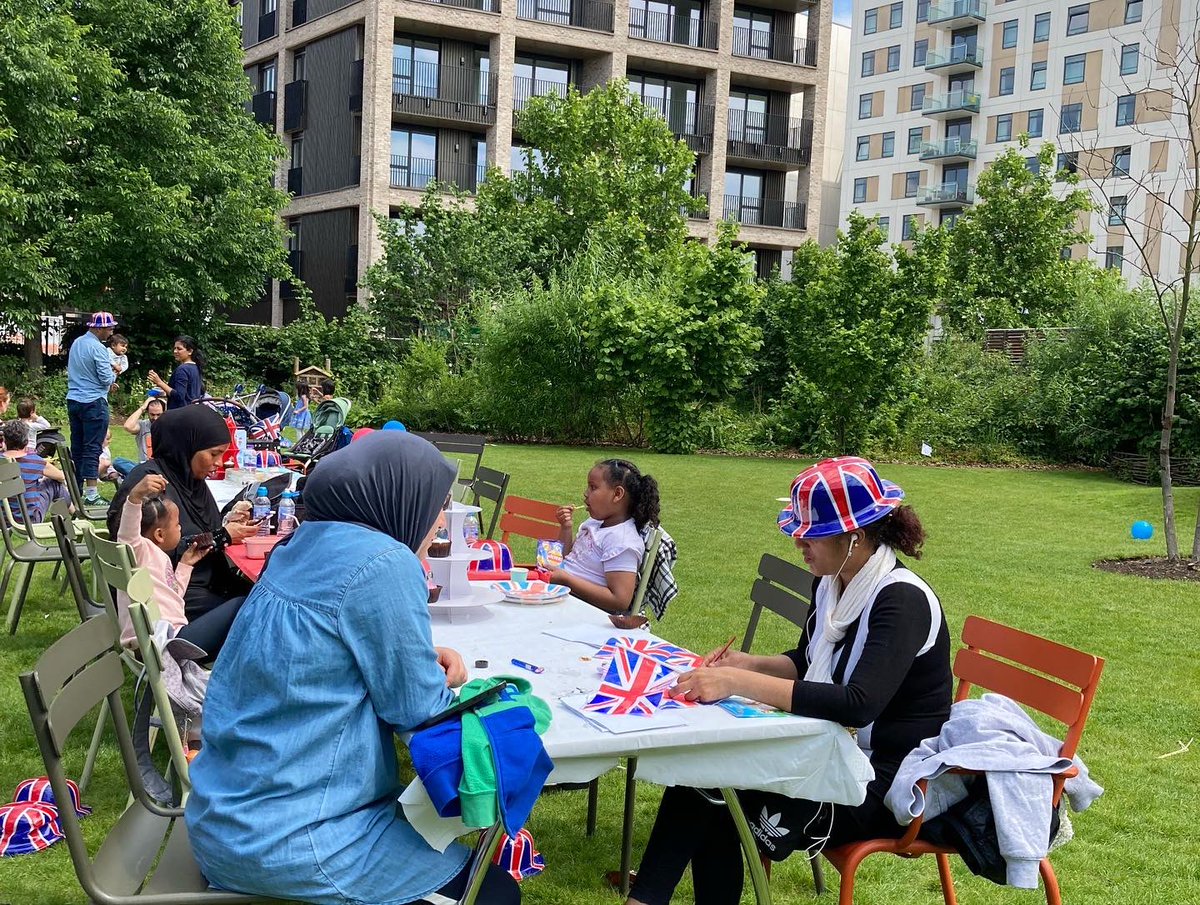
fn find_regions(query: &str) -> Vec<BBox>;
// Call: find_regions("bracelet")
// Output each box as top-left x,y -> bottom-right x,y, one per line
211,527 -> 231,551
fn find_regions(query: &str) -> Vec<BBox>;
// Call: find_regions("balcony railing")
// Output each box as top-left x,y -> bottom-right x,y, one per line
283,79 -> 306,132
292,0 -> 307,26
925,45 -> 984,71
916,181 -> 976,206
641,99 -> 715,153
722,195 -> 807,230
516,0 -> 614,32
684,192 -> 710,219
629,9 -> 718,49
923,90 -> 982,116
389,157 -> 488,193
726,111 -> 814,166
513,76 -> 571,113
258,9 -> 277,42
286,165 -> 302,195
248,90 -> 275,128
414,0 -> 500,10
928,0 -> 986,25
920,137 -> 978,160
393,62 -> 497,125
732,27 -> 818,66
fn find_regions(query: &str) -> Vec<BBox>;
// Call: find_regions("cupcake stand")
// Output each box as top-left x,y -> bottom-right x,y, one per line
427,502 -> 503,622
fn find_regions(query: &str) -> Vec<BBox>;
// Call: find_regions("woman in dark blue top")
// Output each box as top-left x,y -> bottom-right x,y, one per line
149,335 -> 205,409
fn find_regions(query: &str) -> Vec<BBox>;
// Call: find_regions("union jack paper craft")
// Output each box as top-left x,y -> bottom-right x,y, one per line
583,647 -> 678,716
594,636 -> 705,671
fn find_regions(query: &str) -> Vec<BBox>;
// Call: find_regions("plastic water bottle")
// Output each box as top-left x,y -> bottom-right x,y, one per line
276,491 -> 297,538
463,512 -> 480,545
252,486 -> 272,536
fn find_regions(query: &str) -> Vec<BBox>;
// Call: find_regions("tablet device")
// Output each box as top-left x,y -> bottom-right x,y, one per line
414,681 -> 506,731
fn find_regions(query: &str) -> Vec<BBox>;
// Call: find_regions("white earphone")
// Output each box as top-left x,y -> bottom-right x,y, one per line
848,533 -> 861,553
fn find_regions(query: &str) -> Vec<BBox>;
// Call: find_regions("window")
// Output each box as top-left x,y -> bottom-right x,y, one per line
911,83 -> 926,111
728,89 -> 769,142
940,209 -> 960,228
882,131 -> 895,157
293,49 -> 306,81
1105,246 -> 1124,270
1060,103 -> 1082,133
856,136 -> 870,161
890,2 -> 903,29
865,8 -> 877,33
629,73 -> 701,130
1028,108 -> 1044,137
290,133 -> 303,168
514,54 -> 571,108
393,37 -> 440,99
1121,44 -> 1139,76
999,67 -> 1015,96
1057,151 -> 1078,175
914,39 -> 928,67
258,61 -> 276,94
887,45 -> 901,72
859,93 -> 874,119
917,0 -> 929,22
390,127 -> 438,189
1066,4 -> 1089,36
904,171 -> 920,197
1125,0 -> 1142,24
262,0 -> 277,11
996,113 -> 1013,142
1002,20 -> 1018,49
862,51 -> 876,76
732,7 -> 773,57
853,177 -> 868,203
1026,156 -> 1041,174
908,127 -> 923,153
902,214 -> 917,240
1116,94 -> 1135,126
1112,145 -> 1131,177
1063,54 -> 1086,86
1031,61 -> 1047,91
1109,196 -> 1127,225
878,216 -> 890,235
726,169 -> 764,221
1034,12 -> 1050,42
1060,247 -> 1073,260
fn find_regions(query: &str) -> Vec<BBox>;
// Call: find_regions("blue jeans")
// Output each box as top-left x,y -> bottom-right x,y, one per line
112,456 -> 138,478
67,398 -> 109,482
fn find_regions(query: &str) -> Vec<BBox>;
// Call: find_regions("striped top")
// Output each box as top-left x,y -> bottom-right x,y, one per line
7,453 -> 48,524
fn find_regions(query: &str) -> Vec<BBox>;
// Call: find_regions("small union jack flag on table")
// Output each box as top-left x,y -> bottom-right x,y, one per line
594,636 -> 705,671
583,647 -> 680,716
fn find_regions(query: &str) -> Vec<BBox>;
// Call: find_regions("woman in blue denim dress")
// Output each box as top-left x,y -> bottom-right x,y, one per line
185,432 -> 519,904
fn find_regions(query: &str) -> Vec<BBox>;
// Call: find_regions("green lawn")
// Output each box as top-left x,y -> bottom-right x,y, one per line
2,438 -> 1199,904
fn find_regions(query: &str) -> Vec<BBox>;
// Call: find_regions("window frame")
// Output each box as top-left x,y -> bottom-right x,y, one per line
853,177 -> 868,203
904,170 -> 920,198
1060,103 -> 1083,134
916,0 -> 929,22
999,66 -> 1015,96
859,93 -> 874,119
1034,12 -> 1050,42
1105,245 -> 1124,270
914,39 -> 928,67
1120,44 -> 1139,77
1116,94 -> 1135,127
887,45 -> 901,72
856,135 -> 871,161
1066,4 -> 1089,36
1031,61 -> 1047,91
882,131 -> 895,157
1112,145 -> 1131,177
862,51 -> 876,77
865,8 -> 878,33
1027,108 -> 1044,137
902,213 -> 917,240
878,216 -> 890,234
1057,151 -> 1078,176
889,2 -> 903,29
996,113 -> 1013,142
1063,54 -> 1086,86
1125,0 -> 1142,24
908,126 -> 923,154
1108,196 -> 1127,226
1002,20 -> 1018,49
911,83 -> 926,112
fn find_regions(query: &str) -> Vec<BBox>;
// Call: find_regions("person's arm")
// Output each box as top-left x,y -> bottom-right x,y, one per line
42,461 -> 66,483
94,343 -> 114,388
123,400 -> 149,435
555,507 -> 575,555
118,498 -> 146,546
550,568 -> 637,613
32,415 -> 50,429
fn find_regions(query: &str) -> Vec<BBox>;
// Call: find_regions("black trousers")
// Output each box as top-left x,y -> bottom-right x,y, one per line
176,596 -> 246,662
414,862 -> 520,905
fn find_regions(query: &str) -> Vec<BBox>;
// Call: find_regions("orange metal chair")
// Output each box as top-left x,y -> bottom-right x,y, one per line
823,615 -> 1105,905
497,495 -> 562,563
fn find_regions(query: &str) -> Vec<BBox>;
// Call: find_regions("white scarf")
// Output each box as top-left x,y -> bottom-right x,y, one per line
805,544 -> 897,684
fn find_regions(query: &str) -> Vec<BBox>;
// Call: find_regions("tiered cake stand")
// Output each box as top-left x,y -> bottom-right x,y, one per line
427,502 -> 502,622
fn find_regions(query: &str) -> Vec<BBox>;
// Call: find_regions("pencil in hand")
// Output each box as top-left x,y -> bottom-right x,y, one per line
703,635 -> 738,667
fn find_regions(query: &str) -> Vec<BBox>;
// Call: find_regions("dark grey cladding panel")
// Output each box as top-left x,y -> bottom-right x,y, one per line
304,27 -> 362,195
292,207 -> 359,321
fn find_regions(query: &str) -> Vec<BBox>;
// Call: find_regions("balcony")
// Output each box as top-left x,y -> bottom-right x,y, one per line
283,79 -> 306,132
287,166 -> 302,195
923,89 -> 981,117
732,27 -> 818,66
389,157 -> 488,194
916,181 -> 975,207
414,0 -> 500,9
629,9 -> 718,50
928,0 -> 986,27
291,0 -> 307,26
516,0 -> 614,32
726,112 -> 814,167
920,137 -> 978,162
925,45 -> 983,74
248,90 -> 275,128
258,8 -> 277,42
642,100 -> 715,153
685,192 -> 709,219
393,63 -> 497,126
723,195 -> 807,230
512,76 -> 571,123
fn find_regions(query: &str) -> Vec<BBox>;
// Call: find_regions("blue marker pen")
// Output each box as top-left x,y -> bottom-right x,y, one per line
510,658 -> 544,675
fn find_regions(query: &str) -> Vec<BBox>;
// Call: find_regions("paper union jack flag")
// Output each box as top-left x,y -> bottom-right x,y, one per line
594,636 -> 705,672
778,455 -> 903,539
583,647 -> 677,716
249,413 -> 284,441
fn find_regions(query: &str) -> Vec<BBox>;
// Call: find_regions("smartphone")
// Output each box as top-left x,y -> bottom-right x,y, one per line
414,681 -> 506,732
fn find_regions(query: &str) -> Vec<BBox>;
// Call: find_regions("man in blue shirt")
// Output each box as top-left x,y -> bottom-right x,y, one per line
66,311 -> 116,505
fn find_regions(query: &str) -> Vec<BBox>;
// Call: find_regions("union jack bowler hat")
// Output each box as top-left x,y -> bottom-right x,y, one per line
778,456 -> 904,539
87,311 -> 116,329
0,802 -> 64,857
12,776 -> 91,818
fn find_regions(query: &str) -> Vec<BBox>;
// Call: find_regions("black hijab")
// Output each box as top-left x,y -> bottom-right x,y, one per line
303,431 -> 455,552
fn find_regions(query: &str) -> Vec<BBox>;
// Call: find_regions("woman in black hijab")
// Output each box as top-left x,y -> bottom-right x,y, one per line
108,404 -> 258,620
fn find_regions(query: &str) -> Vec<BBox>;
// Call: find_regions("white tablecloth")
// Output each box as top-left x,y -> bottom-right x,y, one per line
429,592 -> 874,804
206,468 -> 297,511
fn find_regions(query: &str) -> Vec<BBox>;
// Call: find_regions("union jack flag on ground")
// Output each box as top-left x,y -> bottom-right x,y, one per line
583,647 -> 677,716
594,637 -> 705,671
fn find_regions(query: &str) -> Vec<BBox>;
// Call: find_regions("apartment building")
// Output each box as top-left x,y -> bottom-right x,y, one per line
841,0 -> 1195,283
234,0 -> 833,324
819,20 -> 850,246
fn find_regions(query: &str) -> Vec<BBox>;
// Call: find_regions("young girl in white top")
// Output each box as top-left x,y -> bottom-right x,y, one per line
117,474 -> 246,660
550,459 -> 660,614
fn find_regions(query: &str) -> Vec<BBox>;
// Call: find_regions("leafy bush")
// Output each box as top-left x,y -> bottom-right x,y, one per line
0,358 -> 69,425
374,339 -> 479,432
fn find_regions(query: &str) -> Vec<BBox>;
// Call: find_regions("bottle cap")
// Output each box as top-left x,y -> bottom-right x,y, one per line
256,486 -> 269,496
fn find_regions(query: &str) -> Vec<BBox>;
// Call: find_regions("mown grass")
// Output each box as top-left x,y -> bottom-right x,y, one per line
1,437 -> 1198,904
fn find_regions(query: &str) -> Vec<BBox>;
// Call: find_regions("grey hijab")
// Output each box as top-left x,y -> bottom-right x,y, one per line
302,431 -> 456,552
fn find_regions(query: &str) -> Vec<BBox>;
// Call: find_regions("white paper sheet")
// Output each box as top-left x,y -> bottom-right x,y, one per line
558,693 -> 689,734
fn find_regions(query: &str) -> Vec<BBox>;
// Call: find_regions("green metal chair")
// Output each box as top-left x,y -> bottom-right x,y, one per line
471,465 -> 511,540
56,444 -> 110,522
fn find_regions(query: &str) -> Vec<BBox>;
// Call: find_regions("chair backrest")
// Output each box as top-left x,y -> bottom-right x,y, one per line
740,552 -> 816,653
0,456 -> 31,533
498,496 -> 562,551
629,525 -> 665,615
52,512 -> 107,623
56,446 -> 87,513
471,466 -> 511,540
953,615 -> 1105,761
416,431 -> 487,483
84,524 -> 138,602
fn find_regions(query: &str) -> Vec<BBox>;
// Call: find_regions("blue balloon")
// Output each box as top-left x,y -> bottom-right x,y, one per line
1131,520 -> 1154,540
382,420 -> 407,432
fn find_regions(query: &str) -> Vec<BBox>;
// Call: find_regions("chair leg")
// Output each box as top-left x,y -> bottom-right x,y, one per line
1039,858 -> 1062,905
810,852 -> 826,894
5,561 -> 31,635
834,845 -> 871,905
936,853 -> 958,905
79,699 -> 111,794
585,778 -> 598,837
619,757 -> 639,897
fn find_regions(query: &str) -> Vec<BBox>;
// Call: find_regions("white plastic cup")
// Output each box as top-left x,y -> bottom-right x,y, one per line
510,567 -> 528,583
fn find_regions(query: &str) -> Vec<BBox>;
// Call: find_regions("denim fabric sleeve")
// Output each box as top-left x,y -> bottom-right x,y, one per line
338,546 -> 454,733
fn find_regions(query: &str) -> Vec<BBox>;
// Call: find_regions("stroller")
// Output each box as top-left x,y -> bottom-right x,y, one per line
287,397 -> 352,471
209,385 -> 294,453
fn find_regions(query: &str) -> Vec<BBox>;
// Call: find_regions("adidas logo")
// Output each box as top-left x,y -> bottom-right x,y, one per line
757,807 -> 787,839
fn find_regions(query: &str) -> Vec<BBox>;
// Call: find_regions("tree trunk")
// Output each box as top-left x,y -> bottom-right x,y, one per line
1161,333 -> 1183,561
23,330 -> 43,373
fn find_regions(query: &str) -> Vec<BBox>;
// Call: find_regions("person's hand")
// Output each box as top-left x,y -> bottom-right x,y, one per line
703,647 -> 752,669
609,612 -> 649,630
129,474 -> 168,504
225,500 -> 252,524
180,539 -> 210,566
224,520 -> 259,544
435,647 -> 468,688
555,506 -> 575,529
668,667 -> 741,704
147,370 -> 169,392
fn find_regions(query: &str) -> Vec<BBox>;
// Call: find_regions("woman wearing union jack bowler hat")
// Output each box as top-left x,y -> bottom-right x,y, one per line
626,456 -> 953,905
